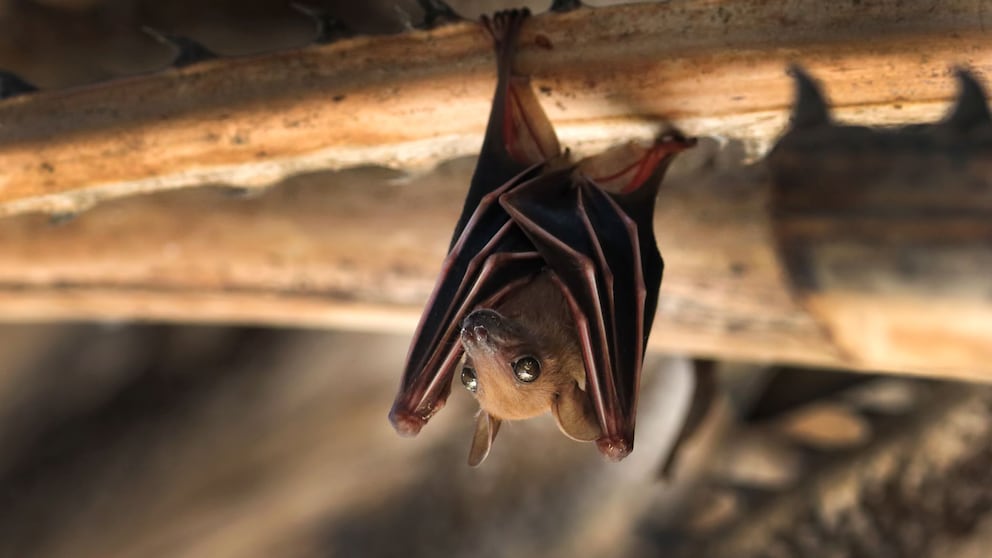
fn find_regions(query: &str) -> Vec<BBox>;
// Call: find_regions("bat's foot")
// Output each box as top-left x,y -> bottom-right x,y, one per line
389,407 -> 427,437
480,8 -> 531,51
656,130 -> 697,155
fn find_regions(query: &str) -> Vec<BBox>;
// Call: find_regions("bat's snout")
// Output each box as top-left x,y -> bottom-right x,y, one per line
459,325 -> 490,348
461,309 -> 503,331
460,309 -> 507,349
472,326 -> 488,342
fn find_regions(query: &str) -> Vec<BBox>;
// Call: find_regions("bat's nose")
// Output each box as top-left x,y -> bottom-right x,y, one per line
459,324 -> 489,347
472,325 -> 488,341
461,309 -> 510,351
461,309 -> 502,330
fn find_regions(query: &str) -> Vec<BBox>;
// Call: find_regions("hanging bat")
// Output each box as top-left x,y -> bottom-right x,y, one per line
388,8 -> 697,466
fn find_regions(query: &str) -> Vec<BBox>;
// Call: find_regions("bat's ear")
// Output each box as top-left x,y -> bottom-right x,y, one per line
468,411 -> 502,466
551,381 -> 602,442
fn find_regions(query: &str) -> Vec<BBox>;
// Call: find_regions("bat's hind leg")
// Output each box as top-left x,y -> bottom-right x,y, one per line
479,9 -> 561,169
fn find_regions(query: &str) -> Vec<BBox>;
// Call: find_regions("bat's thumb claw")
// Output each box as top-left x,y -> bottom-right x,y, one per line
389,408 -> 426,437
596,436 -> 631,461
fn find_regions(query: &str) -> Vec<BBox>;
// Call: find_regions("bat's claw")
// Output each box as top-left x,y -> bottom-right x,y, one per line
142,27 -> 217,68
389,407 -> 426,437
596,436 -> 631,461
657,130 -> 697,150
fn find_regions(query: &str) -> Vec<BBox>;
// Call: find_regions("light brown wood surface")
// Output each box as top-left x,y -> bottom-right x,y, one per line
0,152 -> 984,380
0,0 -> 989,215
0,0 -> 990,379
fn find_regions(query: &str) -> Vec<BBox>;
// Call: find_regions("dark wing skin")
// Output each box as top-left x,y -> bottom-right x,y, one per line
500,176 -> 632,459
450,9 -> 558,248
499,156 -> 682,460
388,177 -> 544,435
389,9 -> 559,435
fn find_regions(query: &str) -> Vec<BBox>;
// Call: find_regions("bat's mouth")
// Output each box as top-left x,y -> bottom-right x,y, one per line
464,325 -> 488,343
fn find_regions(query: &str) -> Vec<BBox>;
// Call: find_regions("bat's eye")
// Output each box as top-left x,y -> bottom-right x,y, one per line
512,357 -> 541,383
461,366 -> 478,393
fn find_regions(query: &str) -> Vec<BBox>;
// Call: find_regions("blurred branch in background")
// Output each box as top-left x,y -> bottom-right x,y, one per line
0,324 -> 987,558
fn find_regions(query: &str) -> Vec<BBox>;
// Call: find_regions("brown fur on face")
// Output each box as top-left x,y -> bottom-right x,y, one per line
460,271 -> 584,420
459,271 -> 603,465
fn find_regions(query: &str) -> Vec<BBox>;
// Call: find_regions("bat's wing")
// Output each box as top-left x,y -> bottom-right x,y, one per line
500,173 -> 640,460
389,173 -> 543,435
579,136 -> 694,341
389,8 -> 561,436
502,137 -> 693,460
450,8 -> 561,245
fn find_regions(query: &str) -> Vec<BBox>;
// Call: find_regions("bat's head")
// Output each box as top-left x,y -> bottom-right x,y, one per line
459,309 -> 559,420
458,307 -> 602,465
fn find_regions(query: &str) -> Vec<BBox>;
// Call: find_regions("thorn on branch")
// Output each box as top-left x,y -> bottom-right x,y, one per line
787,65 -> 831,130
291,3 -> 354,44
0,70 -> 38,99
944,69 -> 991,131
142,27 -> 217,68
550,0 -> 584,13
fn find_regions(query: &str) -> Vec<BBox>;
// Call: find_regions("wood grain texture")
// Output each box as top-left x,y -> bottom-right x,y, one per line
0,0 -> 990,216
1,149 -> 983,380
1,0 -> 990,379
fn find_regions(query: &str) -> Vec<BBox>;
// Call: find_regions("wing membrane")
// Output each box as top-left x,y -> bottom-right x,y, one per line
501,168 -> 646,460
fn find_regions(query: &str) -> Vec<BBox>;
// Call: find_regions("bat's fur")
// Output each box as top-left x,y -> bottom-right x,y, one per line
461,271 -> 585,421
461,270 -> 603,463
391,8 -> 692,464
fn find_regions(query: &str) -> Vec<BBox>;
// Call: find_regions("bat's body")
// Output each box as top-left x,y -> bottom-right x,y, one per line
389,9 -> 696,465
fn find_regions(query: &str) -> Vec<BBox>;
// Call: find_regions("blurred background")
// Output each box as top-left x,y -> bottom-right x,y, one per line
0,1 -> 991,557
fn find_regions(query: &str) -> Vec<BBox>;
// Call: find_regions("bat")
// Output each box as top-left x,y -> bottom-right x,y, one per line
388,8 -> 697,466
